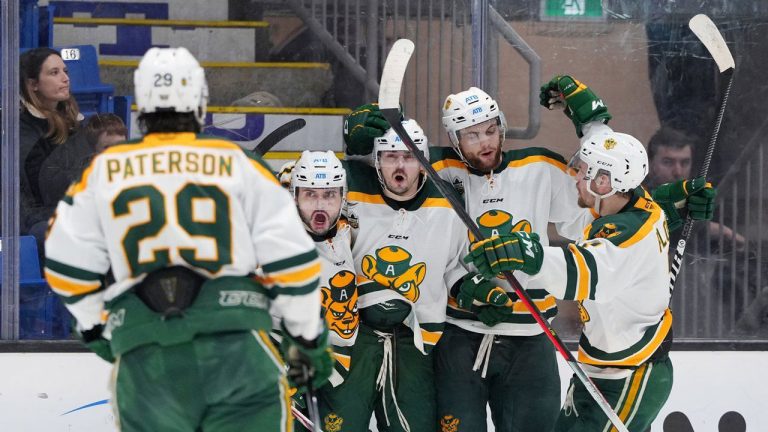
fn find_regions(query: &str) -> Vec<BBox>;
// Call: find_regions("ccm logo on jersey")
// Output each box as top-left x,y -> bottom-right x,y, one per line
482,198 -> 504,204
388,234 -> 410,240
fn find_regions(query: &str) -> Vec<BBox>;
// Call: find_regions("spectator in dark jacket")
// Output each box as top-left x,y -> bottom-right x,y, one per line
39,113 -> 127,208
20,48 -> 83,246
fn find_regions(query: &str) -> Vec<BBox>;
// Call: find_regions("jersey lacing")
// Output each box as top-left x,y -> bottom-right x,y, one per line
374,330 -> 411,432
472,333 -> 495,378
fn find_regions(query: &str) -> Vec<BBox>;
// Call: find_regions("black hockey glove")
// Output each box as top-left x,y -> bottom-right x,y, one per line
282,324 -> 334,392
79,324 -> 115,363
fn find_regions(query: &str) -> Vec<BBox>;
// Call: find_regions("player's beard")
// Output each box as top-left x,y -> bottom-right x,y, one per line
465,142 -> 502,173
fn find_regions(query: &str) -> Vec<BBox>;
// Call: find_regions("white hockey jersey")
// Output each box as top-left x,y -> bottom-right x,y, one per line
45,133 -> 322,343
344,160 -> 469,354
314,220 -> 359,385
430,146 -> 596,336
529,187 -> 672,376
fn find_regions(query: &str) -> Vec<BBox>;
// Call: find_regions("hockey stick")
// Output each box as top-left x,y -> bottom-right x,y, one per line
251,118 -> 307,156
378,39 -> 630,432
669,14 -> 736,293
292,404 -> 316,431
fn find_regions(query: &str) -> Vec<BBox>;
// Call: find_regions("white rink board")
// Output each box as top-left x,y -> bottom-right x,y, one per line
0,351 -> 764,431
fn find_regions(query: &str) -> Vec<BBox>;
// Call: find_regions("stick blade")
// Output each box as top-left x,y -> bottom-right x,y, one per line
378,39 -> 415,110
689,14 -> 735,72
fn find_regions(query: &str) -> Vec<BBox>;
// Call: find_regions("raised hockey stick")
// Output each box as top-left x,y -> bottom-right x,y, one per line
251,118 -> 307,155
669,14 -> 736,293
378,39 -> 630,432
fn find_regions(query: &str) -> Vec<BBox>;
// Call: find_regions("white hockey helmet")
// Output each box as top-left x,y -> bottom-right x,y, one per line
373,119 -> 429,194
134,47 -> 208,126
441,87 -> 507,150
373,119 -> 429,161
575,131 -> 648,198
290,150 -> 347,197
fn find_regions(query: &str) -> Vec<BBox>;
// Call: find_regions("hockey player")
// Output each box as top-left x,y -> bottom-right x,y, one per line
343,79 -> 714,431
44,47 -> 332,431
325,119 -> 470,432
464,130 -> 681,432
287,150 -> 359,388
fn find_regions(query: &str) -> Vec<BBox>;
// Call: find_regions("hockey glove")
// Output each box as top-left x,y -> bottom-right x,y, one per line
343,103 -> 403,156
652,177 -> 717,232
464,232 -> 544,280
456,272 -> 511,309
282,324 -> 334,392
540,75 -> 611,137
476,305 -> 514,327
79,324 -> 115,363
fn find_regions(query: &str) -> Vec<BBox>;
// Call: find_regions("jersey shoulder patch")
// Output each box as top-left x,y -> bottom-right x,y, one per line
587,207 -> 652,247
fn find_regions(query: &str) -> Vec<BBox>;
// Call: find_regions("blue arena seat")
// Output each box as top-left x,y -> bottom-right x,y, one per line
0,236 -> 72,339
59,45 -> 115,118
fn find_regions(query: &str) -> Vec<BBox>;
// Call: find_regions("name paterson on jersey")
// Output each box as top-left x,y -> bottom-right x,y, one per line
104,149 -> 233,181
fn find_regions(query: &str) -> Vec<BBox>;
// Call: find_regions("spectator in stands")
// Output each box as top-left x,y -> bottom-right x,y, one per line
39,113 -> 127,208
645,126 -> 744,248
87,113 -> 128,153
20,47 -> 83,248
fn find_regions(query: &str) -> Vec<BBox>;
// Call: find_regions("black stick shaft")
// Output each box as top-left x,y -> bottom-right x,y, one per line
669,69 -> 734,293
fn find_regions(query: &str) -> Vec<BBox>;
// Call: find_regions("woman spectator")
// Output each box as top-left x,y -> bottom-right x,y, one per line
20,47 -> 83,246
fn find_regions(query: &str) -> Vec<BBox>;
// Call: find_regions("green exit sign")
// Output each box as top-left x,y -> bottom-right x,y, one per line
541,0 -> 604,20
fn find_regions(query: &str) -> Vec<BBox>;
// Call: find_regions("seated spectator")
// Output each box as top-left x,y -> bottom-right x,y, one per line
20,47 -> 83,248
39,113 -> 127,208
87,113 -> 128,153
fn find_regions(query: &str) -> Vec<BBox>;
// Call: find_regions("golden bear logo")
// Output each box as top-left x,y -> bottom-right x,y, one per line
593,222 -> 621,240
361,246 -> 426,303
324,413 -> 343,432
321,270 -> 359,340
440,414 -> 460,432
603,137 -> 617,150
469,210 -> 532,244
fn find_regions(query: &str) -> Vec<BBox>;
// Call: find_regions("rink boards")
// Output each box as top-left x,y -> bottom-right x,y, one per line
0,351 -> 762,431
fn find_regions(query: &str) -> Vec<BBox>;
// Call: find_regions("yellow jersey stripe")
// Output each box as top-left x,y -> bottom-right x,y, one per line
263,261 -> 322,286
511,295 -> 557,313
568,244 -> 591,301
333,353 -> 351,370
421,329 -> 443,345
578,309 -> 673,366
44,270 -> 101,296
422,197 -> 452,208
618,197 -> 662,248
610,363 -> 649,432
432,159 -> 466,172
507,155 -> 566,172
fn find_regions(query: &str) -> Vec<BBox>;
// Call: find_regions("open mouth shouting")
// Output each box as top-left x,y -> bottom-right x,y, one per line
311,211 -> 330,232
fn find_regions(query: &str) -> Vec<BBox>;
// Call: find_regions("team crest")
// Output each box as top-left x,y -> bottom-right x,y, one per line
452,177 -> 465,195
603,137 -> 617,150
321,271 -> 359,339
324,413 -> 343,432
361,246 -> 426,302
344,202 -> 360,229
593,222 -> 621,240
440,414 -> 460,432
468,209 -> 532,244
